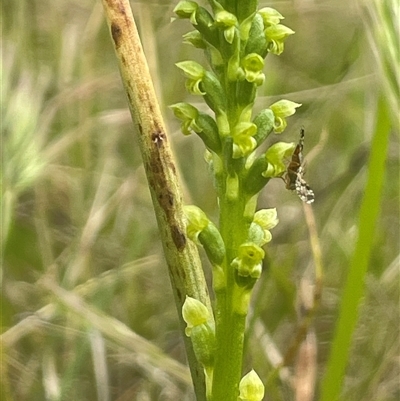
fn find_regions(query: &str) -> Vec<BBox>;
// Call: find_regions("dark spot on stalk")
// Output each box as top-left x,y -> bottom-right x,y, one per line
171,225 -> 186,251
111,22 -> 122,47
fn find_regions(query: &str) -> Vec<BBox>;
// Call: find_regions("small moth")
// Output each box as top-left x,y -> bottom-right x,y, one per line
284,128 -> 315,204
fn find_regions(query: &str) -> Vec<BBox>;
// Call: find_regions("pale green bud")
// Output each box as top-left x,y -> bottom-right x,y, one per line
184,205 -> 209,241
269,100 -> 302,133
182,297 -> 215,368
184,205 -> 225,265
239,370 -> 265,401
254,208 -> 279,230
182,296 -> 210,331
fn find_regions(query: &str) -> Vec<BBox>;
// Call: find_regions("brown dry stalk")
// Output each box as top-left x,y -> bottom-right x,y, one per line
101,1 -> 211,399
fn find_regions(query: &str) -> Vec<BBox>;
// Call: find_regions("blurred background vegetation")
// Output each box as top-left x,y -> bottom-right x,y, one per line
1,0 -> 399,400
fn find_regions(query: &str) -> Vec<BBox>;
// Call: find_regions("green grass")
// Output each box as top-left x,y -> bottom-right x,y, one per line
2,0 -> 399,400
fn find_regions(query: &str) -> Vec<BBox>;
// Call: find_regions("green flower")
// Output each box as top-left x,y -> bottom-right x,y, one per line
173,1 -> 199,25
170,103 -> 221,152
231,243 -> 265,278
241,53 -> 265,85
214,10 -> 238,44
176,61 -> 206,95
263,142 -> 295,177
265,24 -> 295,55
269,99 -> 302,132
232,122 -> 258,158
182,30 -> 206,48
248,208 -> 279,246
170,102 -> 200,135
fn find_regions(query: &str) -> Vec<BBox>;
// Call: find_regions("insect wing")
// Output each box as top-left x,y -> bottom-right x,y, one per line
295,167 -> 315,204
284,128 -> 315,204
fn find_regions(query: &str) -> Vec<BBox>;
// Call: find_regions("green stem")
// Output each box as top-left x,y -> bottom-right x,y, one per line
211,183 -> 248,401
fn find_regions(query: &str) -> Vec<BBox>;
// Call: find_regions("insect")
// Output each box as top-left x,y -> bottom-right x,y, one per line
284,128 -> 315,204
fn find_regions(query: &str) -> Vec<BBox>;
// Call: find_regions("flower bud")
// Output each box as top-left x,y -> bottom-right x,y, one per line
182,296 -> 210,331
239,370 -> 265,401
184,205 -> 225,265
182,297 -> 215,368
184,205 -> 209,241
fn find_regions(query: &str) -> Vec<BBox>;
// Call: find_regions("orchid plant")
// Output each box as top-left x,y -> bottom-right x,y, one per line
170,1 -> 303,400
